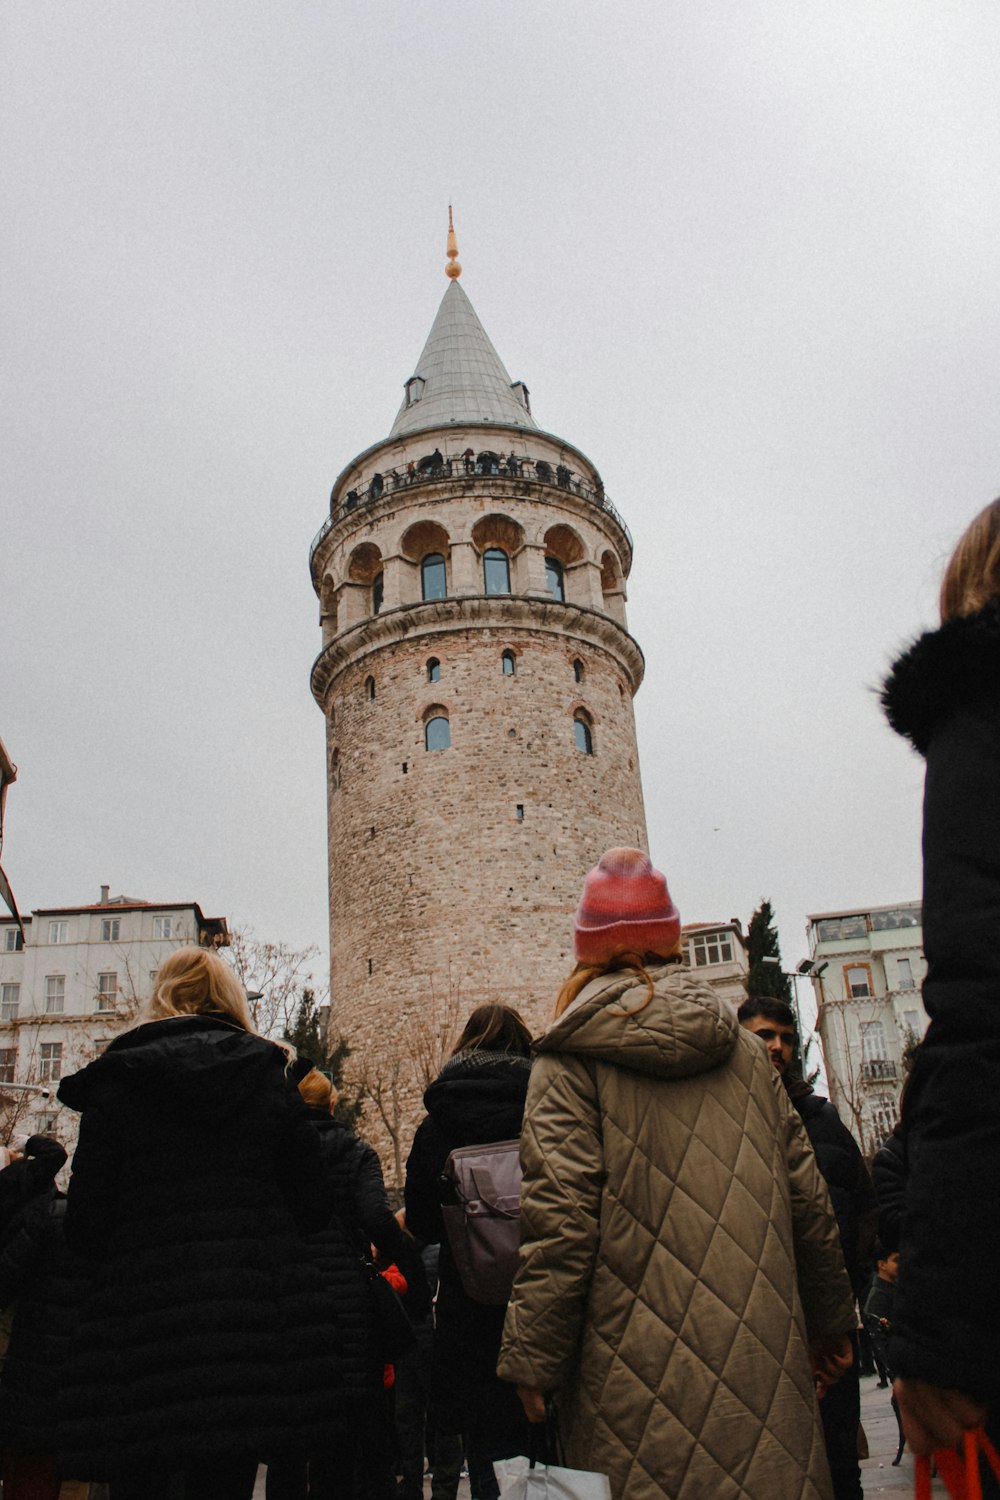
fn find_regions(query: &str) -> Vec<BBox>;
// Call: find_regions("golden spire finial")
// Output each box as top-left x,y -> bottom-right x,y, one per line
446,204 -> 462,280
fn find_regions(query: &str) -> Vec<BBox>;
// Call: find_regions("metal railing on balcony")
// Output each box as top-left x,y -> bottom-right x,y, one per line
309,450 -> 633,574
860,1058 -> 899,1083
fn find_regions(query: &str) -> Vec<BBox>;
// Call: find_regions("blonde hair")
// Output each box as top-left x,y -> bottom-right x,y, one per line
940,497 -> 1000,622
554,951 -> 669,1020
142,946 -> 254,1030
298,1067 -> 335,1112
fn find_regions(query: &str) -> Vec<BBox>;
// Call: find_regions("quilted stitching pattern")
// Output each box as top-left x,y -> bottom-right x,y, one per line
499,967 -> 854,1500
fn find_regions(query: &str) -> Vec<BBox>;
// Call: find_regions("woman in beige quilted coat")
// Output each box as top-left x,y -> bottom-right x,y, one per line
498,849 -> 856,1500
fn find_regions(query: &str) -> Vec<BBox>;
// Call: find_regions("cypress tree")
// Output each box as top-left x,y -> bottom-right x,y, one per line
745,899 -> 793,1004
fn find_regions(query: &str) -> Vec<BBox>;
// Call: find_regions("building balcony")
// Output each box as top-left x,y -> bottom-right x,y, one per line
310,451 -> 633,576
860,1058 -> 899,1083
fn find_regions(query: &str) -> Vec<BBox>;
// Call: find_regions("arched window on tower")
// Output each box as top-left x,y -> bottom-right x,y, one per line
545,557 -> 565,602
427,658 -> 441,683
502,650 -> 516,677
372,572 -> 384,615
573,659 -> 584,683
421,553 -> 447,601
573,713 -> 594,755
365,676 -> 376,703
425,714 -> 451,752
483,548 -> 511,595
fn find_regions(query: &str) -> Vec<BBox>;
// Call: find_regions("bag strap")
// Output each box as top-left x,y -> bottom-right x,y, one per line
916,1429 -> 1000,1500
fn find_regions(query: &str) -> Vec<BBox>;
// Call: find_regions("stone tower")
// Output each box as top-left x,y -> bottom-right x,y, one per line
309,222 -> 649,1147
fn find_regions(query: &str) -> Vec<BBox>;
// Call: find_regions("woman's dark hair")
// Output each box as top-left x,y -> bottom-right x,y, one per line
450,1003 -> 532,1059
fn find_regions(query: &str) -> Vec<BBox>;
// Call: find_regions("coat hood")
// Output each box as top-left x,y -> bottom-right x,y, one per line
423,1050 -> 531,1146
881,601 -> 1000,757
57,1014 -> 290,1120
535,961 -> 739,1079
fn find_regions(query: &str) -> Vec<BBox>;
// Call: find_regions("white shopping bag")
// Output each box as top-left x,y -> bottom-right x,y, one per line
494,1454 -> 611,1500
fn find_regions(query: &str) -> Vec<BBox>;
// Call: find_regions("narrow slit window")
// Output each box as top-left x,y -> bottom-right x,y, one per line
427,658 -> 441,683
573,715 -> 594,755
502,650 -> 516,676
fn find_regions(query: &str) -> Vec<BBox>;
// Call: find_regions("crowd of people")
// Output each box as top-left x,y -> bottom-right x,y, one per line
0,495 -> 995,1499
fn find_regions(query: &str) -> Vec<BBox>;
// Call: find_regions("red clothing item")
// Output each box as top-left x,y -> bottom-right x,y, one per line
380,1263 -> 407,1388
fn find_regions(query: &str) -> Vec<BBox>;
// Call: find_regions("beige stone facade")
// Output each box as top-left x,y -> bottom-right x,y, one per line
309,280 -> 651,1179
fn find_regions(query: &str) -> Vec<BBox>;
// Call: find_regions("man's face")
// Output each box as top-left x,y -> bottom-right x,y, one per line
742,1015 -> 796,1076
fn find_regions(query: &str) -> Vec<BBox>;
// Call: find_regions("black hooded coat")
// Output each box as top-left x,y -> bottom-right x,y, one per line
881,599 -> 1000,1399
404,1049 -> 531,1443
55,1014 -> 341,1478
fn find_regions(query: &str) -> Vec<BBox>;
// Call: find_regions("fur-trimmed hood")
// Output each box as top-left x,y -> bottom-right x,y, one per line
881,601 -> 1000,757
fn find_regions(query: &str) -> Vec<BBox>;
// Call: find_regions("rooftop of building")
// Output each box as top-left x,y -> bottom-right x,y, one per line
387,214 -> 538,440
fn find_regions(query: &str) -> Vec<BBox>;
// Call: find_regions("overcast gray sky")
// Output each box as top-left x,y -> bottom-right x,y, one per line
2,2 -> 996,1001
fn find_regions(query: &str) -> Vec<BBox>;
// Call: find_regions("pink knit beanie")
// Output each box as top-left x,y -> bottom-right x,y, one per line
574,848 -> 681,966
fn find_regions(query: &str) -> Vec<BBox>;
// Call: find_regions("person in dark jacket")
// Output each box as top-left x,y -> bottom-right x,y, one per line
862,1246 -> 899,1386
871,1126 -> 905,1258
881,496 -> 1000,1465
404,1004 -> 534,1500
0,1137 -> 77,1500
56,945 -> 340,1500
739,995 -> 875,1500
266,1062 -> 420,1500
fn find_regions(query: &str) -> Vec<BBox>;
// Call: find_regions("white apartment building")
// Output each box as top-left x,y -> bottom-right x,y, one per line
682,919 -> 749,1010
805,901 -> 927,1155
0,887 -> 229,1146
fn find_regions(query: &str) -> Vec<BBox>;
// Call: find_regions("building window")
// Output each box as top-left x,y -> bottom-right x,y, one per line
845,964 -> 872,998
516,804 -> 524,821
366,676 -> 376,702
896,957 -> 914,989
573,659 -> 584,683
372,572 -> 384,615
39,1043 -> 62,1083
425,716 -> 451,752
860,1021 -> 887,1062
3,928 -> 22,952
1,983 -> 19,1021
502,650 -> 516,676
421,553 -> 447,601
545,557 -> 565,602
101,917 -> 120,942
483,548 -> 510,595
0,1048 -> 16,1084
573,714 -> 594,755
690,933 -> 734,967
44,976 -> 65,1015
427,658 -> 441,683
48,921 -> 68,945
153,916 -> 173,939
814,914 -> 869,942
902,1008 -> 920,1035
96,973 -> 118,1011
871,1094 -> 897,1145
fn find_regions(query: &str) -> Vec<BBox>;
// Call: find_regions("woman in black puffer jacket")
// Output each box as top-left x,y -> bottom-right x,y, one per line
56,946 -> 340,1500
404,1004 -> 534,1500
266,1063 -> 424,1500
881,496 -> 1000,1468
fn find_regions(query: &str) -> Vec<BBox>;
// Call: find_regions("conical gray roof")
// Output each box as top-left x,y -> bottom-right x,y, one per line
389,279 -> 538,438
